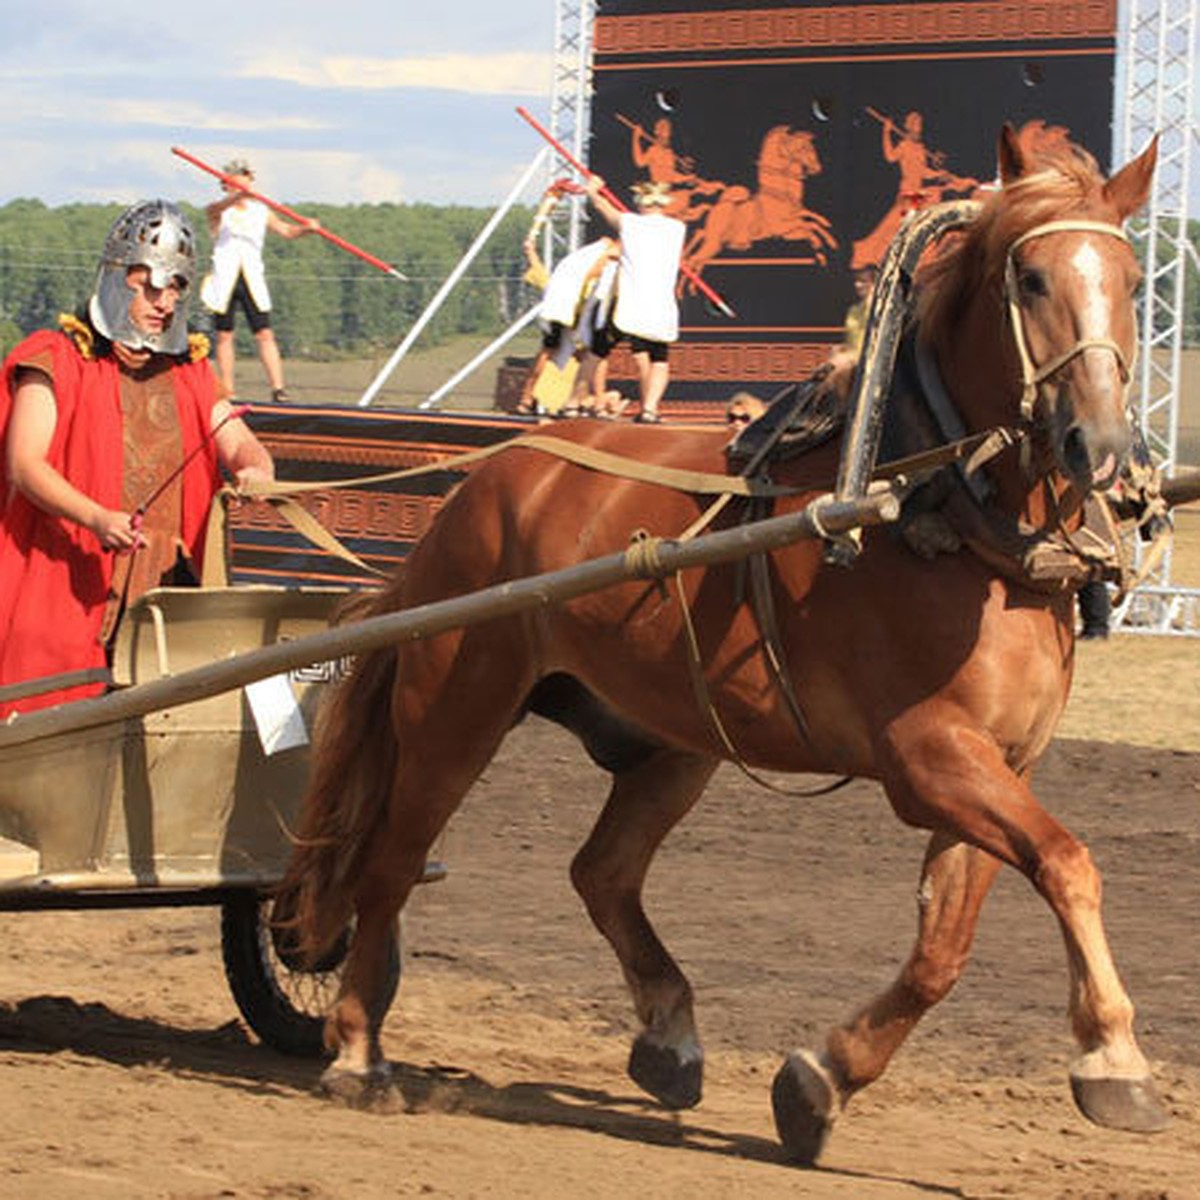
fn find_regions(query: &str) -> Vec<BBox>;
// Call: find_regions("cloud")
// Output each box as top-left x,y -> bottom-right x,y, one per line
102,100 -> 329,133
241,51 -> 553,96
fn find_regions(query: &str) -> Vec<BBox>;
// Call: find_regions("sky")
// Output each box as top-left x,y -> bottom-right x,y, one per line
0,2 -> 1195,218
0,1 -> 557,210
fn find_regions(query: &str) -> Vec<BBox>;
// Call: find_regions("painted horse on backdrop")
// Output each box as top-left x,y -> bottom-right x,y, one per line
679,124 -> 840,281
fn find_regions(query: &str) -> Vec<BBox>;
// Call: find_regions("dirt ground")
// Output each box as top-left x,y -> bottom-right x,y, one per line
1,708 -> 1197,1199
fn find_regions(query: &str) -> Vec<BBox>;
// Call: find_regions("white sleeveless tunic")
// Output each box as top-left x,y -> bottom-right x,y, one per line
612,212 -> 685,343
204,200 -> 271,312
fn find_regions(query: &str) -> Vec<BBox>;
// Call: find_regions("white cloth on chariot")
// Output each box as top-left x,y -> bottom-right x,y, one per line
612,211 -> 685,344
202,199 -> 271,313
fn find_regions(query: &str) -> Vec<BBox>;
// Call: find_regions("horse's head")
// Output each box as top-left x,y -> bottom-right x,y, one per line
993,124 -> 1157,492
792,130 -> 821,178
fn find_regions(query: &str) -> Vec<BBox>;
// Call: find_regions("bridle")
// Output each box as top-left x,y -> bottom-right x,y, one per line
1003,219 -> 1133,423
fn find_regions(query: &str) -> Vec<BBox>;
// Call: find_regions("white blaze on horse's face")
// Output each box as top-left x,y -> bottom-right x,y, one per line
1014,226 -> 1138,491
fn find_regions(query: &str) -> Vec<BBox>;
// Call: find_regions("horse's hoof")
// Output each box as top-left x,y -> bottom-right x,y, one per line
628,1033 -> 703,1110
319,1061 -> 399,1112
1070,1073 -> 1171,1133
771,1050 -> 838,1166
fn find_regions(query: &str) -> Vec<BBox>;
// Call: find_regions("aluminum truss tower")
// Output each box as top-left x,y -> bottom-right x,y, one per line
1115,0 -> 1198,635
543,0 -> 597,264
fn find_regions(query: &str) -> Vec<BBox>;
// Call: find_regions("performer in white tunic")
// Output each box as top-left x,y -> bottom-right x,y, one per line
515,178 -> 622,417
202,158 -> 319,402
585,177 -> 686,422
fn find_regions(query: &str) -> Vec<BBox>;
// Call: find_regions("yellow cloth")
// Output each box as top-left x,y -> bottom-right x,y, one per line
842,300 -> 868,356
524,262 -> 550,290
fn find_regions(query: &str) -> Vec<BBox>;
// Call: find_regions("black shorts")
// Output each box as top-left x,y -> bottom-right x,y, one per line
213,273 -> 272,334
592,324 -> 669,364
541,321 -> 565,351
628,334 -> 670,363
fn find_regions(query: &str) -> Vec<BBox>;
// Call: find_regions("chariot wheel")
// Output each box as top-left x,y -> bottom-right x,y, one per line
219,889 -> 400,1057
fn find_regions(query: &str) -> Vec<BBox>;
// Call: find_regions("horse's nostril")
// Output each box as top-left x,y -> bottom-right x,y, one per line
1062,427 -> 1092,480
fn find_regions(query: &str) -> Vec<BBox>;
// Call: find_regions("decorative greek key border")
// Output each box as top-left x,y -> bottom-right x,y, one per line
595,2 -> 1116,56
608,341 -> 837,382
235,489 -> 446,543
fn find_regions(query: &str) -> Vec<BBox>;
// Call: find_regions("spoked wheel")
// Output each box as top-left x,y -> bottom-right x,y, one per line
219,889 -> 400,1057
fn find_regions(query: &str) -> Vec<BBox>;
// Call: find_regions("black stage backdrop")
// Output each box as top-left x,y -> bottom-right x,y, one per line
590,0 -> 1117,412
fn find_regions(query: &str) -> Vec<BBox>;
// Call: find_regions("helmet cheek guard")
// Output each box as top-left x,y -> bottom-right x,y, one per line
89,199 -> 196,355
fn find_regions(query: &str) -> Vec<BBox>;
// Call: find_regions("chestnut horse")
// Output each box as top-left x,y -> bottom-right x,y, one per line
282,127 -> 1167,1162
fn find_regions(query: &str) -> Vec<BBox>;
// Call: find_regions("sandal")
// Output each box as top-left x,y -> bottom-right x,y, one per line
514,401 -> 538,416
633,410 -> 663,424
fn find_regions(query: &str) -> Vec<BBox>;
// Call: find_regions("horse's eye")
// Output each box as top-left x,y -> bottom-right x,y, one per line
1017,266 -> 1048,301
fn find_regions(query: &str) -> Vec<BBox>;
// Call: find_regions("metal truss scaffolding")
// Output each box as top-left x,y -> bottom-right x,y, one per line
1116,0 -> 1198,634
544,0 -> 597,264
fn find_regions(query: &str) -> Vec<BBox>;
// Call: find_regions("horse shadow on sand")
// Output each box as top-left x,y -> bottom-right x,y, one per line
0,994 -> 965,1196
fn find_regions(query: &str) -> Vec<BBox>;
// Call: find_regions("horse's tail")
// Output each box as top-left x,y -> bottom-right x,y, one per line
279,585 -> 403,961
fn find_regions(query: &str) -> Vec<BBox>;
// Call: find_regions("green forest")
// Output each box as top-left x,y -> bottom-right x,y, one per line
0,198 -> 540,362
2,198 -> 1197,366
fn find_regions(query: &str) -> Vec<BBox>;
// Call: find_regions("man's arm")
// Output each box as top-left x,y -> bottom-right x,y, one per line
205,190 -> 246,235
266,211 -> 321,241
5,368 -> 140,550
586,175 -> 624,232
211,400 -> 275,488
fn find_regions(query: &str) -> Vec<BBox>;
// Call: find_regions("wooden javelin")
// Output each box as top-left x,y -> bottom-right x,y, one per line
515,106 -> 737,318
171,146 -> 408,281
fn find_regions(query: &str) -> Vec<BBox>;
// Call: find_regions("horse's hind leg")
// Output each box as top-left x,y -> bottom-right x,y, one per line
319,636 -> 534,1104
773,832 -> 1000,1164
569,747 -> 718,1110
320,868 -> 408,1103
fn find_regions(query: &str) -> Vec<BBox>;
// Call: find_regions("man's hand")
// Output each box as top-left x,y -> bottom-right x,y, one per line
91,507 -> 145,553
233,465 -> 273,490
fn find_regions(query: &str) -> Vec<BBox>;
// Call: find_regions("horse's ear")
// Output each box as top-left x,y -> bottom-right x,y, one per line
1103,135 -> 1158,219
997,122 -> 1027,184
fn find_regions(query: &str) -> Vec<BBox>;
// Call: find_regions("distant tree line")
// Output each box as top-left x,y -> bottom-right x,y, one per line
0,198 -> 542,361
1,199 -> 1197,364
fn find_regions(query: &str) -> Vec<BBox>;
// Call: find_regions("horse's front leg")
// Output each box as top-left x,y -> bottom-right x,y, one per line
570,747 -> 718,1110
887,725 -> 1168,1133
772,832 -> 1000,1164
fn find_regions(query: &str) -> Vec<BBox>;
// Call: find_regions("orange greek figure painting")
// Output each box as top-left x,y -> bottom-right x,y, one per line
620,113 -> 724,222
850,108 -> 979,269
677,124 -> 838,285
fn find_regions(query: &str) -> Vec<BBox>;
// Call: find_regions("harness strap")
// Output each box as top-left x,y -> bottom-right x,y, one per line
240,432 -> 796,504
672,567 -> 851,799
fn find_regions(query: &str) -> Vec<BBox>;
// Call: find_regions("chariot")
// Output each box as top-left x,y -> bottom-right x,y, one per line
0,583 -> 440,1056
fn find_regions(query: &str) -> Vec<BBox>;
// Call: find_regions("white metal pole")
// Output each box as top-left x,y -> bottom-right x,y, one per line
356,146 -> 550,408
419,305 -> 542,409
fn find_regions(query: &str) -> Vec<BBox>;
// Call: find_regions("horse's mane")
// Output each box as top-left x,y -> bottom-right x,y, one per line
917,126 -> 1110,350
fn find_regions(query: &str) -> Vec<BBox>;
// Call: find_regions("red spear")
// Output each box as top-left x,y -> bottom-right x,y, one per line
171,146 -> 409,281
515,106 -> 737,318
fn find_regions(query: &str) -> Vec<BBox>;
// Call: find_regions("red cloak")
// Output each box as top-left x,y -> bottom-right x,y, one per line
0,329 -> 221,715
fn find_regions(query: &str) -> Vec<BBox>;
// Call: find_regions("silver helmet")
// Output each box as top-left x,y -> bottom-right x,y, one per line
88,199 -> 196,355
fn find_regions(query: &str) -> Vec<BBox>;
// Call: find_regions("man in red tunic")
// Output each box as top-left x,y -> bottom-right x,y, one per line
0,199 -> 274,716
